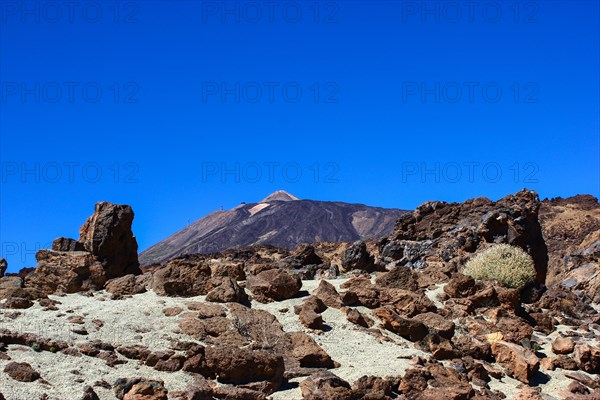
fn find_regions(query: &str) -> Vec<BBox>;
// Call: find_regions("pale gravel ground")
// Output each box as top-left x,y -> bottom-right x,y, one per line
0,279 -> 598,400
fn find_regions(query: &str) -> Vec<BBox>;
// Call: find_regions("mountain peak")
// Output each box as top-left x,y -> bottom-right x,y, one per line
261,190 -> 300,202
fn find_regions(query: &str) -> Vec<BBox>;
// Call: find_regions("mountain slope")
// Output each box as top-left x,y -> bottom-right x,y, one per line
139,191 -> 406,265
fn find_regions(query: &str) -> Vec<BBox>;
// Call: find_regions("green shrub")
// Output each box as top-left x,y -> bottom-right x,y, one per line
462,244 -> 536,289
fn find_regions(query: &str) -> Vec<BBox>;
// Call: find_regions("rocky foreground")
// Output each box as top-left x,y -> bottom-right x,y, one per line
0,190 -> 599,400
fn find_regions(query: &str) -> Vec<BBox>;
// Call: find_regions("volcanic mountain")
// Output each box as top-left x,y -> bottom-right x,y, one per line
139,190 -> 407,265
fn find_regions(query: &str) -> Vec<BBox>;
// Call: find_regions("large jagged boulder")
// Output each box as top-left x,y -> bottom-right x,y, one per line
381,189 -> 548,285
79,202 -> 141,278
0,258 -> 7,278
19,202 -> 141,296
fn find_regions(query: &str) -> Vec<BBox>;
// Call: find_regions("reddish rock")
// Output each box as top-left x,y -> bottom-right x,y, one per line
491,341 -> 540,384
300,371 -> 354,400
78,202 -> 141,279
0,276 -> 23,298
340,277 -> 380,308
540,355 -> 578,371
116,345 -> 151,361
81,385 -> 100,400
375,265 -> 419,291
313,280 -> 344,308
553,337 -> 576,355
2,296 -> 33,309
295,296 -> 327,330
529,312 -> 556,334
114,378 -> 168,400
574,344 -> 600,374
514,387 -> 544,400
204,345 -> 285,393
416,334 -> 459,360
423,362 -> 475,400
373,306 -> 428,341
210,261 -> 246,281
413,312 -> 455,339
380,288 -> 436,318
26,250 -> 106,294
287,332 -> 337,369
444,274 -> 476,298
185,302 -> 226,318
3,361 -> 40,382
154,354 -> 185,372
299,309 -> 324,330
105,274 -> 149,296
344,308 -> 373,328
52,237 -> 84,252
246,269 -> 301,302
351,375 -> 399,399
151,257 -> 211,297
163,307 -> 183,317
205,276 -> 248,303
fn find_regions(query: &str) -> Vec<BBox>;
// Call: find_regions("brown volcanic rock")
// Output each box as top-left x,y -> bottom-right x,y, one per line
553,337 -> 576,355
373,306 -> 428,341
114,377 -> 168,400
344,308 -> 374,328
3,361 -> 40,382
491,341 -> 539,384
300,371 -> 355,400
79,202 -> 140,278
294,296 -> 327,330
151,256 -> 211,297
287,332 -> 337,369
0,275 -> 22,298
25,250 -> 106,294
574,344 -> 600,374
21,202 -> 141,296
204,345 -> 285,392
383,189 -> 548,284
375,265 -> 419,291
278,244 -> 334,279
413,312 -> 455,339
246,269 -> 301,302
205,276 -> 248,303
416,334 -> 459,360
52,237 -> 84,252
313,280 -> 344,308
444,273 -> 476,298
105,274 -> 150,296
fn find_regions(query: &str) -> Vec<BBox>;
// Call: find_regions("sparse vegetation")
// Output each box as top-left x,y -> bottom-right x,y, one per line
463,244 -> 536,289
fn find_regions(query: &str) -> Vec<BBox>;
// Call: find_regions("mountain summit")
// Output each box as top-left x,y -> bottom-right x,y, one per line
261,190 -> 300,202
139,192 -> 407,265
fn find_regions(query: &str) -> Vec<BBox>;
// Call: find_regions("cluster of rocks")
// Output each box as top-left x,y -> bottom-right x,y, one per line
0,202 -> 140,307
0,190 -> 598,399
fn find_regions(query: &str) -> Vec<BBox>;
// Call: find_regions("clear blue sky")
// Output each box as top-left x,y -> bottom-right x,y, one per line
1,1 -> 599,272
